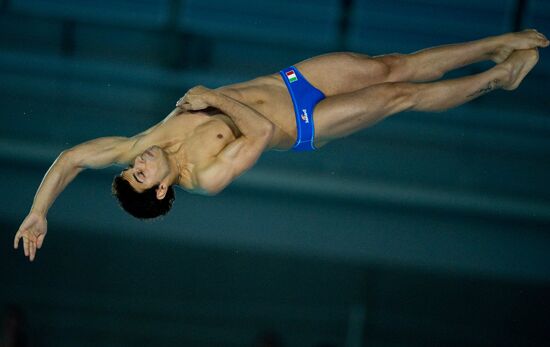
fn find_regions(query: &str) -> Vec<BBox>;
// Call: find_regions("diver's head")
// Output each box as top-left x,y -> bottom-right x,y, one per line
112,146 -> 176,219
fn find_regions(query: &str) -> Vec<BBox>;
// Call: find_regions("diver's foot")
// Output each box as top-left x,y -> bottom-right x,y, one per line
499,48 -> 539,91
491,29 -> 549,63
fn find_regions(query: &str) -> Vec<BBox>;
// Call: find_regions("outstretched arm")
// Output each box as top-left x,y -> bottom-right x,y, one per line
14,136 -> 136,261
13,106 -> 185,261
30,137 -> 135,216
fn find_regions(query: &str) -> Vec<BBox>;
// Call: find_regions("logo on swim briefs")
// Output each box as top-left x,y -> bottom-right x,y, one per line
286,70 -> 298,83
301,109 -> 309,123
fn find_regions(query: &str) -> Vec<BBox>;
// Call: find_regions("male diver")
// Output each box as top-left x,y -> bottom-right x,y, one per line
13,30 -> 549,261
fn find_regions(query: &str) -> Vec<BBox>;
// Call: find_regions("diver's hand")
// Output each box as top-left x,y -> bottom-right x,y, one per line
14,211 -> 47,262
176,85 -> 212,111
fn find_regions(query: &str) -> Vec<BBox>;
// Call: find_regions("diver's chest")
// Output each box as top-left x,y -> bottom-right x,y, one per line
186,119 -> 236,157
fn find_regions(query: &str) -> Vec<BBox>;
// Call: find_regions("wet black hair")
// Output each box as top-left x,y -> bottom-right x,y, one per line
112,175 -> 175,220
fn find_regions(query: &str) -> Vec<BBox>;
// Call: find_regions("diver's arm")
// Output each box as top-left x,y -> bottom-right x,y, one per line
14,136 -> 135,261
30,137 -> 134,216
177,86 -> 274,137
197,130 -> 273,195
26,107 -> 186,216
14,104 -> 183,261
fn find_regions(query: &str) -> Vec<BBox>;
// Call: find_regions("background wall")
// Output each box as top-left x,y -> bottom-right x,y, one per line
0,0 -> 549,346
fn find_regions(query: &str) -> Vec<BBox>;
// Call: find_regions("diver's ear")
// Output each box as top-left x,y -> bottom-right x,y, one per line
156,183 -> 168,200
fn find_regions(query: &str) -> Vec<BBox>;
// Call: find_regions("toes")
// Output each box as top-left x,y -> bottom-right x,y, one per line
537,33 -> 549,46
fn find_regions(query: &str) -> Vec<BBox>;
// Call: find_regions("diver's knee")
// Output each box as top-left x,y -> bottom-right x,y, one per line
375,53 -> 407,82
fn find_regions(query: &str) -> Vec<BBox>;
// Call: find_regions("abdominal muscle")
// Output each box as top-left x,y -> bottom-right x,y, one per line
217,74 -> 298,151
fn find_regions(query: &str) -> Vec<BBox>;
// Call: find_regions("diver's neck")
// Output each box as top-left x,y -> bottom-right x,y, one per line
166,145 -> 194,189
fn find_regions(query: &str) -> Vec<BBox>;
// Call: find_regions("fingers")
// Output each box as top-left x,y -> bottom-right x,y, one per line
176,94 -> 193,109
37,234 -> 45,249
175,97 -> 189,109
175,96 -> 208,111
29,241 -> 36,262
176,95 -> 184,107
24,236 -> 39,262
23,235 -> 29,257
176,102 -> 192,111
13,230 -> 21,249
16,232 -> 38,261
176,86 -> 211,109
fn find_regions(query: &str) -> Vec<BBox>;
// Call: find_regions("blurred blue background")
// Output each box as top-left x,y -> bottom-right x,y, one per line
0,0 -> 549,346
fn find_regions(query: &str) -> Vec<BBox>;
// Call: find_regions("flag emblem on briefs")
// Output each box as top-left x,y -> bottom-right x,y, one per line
286,70 -> 298,83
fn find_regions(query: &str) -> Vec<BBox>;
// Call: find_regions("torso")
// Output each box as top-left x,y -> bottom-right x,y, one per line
138,73 -> 298,192
132,110 -> 240,192
216,74 -> 298,150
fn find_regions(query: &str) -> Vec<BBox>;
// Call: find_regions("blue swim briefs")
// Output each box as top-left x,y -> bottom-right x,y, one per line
280,66 -> 326,151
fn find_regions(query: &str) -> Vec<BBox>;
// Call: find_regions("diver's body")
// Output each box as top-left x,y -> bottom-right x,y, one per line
13,30 -> 549,261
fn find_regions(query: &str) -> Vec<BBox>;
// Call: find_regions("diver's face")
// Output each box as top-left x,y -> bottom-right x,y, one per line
122,146 -> 170,192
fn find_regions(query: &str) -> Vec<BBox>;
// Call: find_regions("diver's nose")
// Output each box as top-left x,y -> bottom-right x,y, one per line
134,156 -> 145,167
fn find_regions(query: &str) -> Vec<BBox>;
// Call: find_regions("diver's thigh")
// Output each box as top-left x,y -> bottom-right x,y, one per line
295,52 -> 392,96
